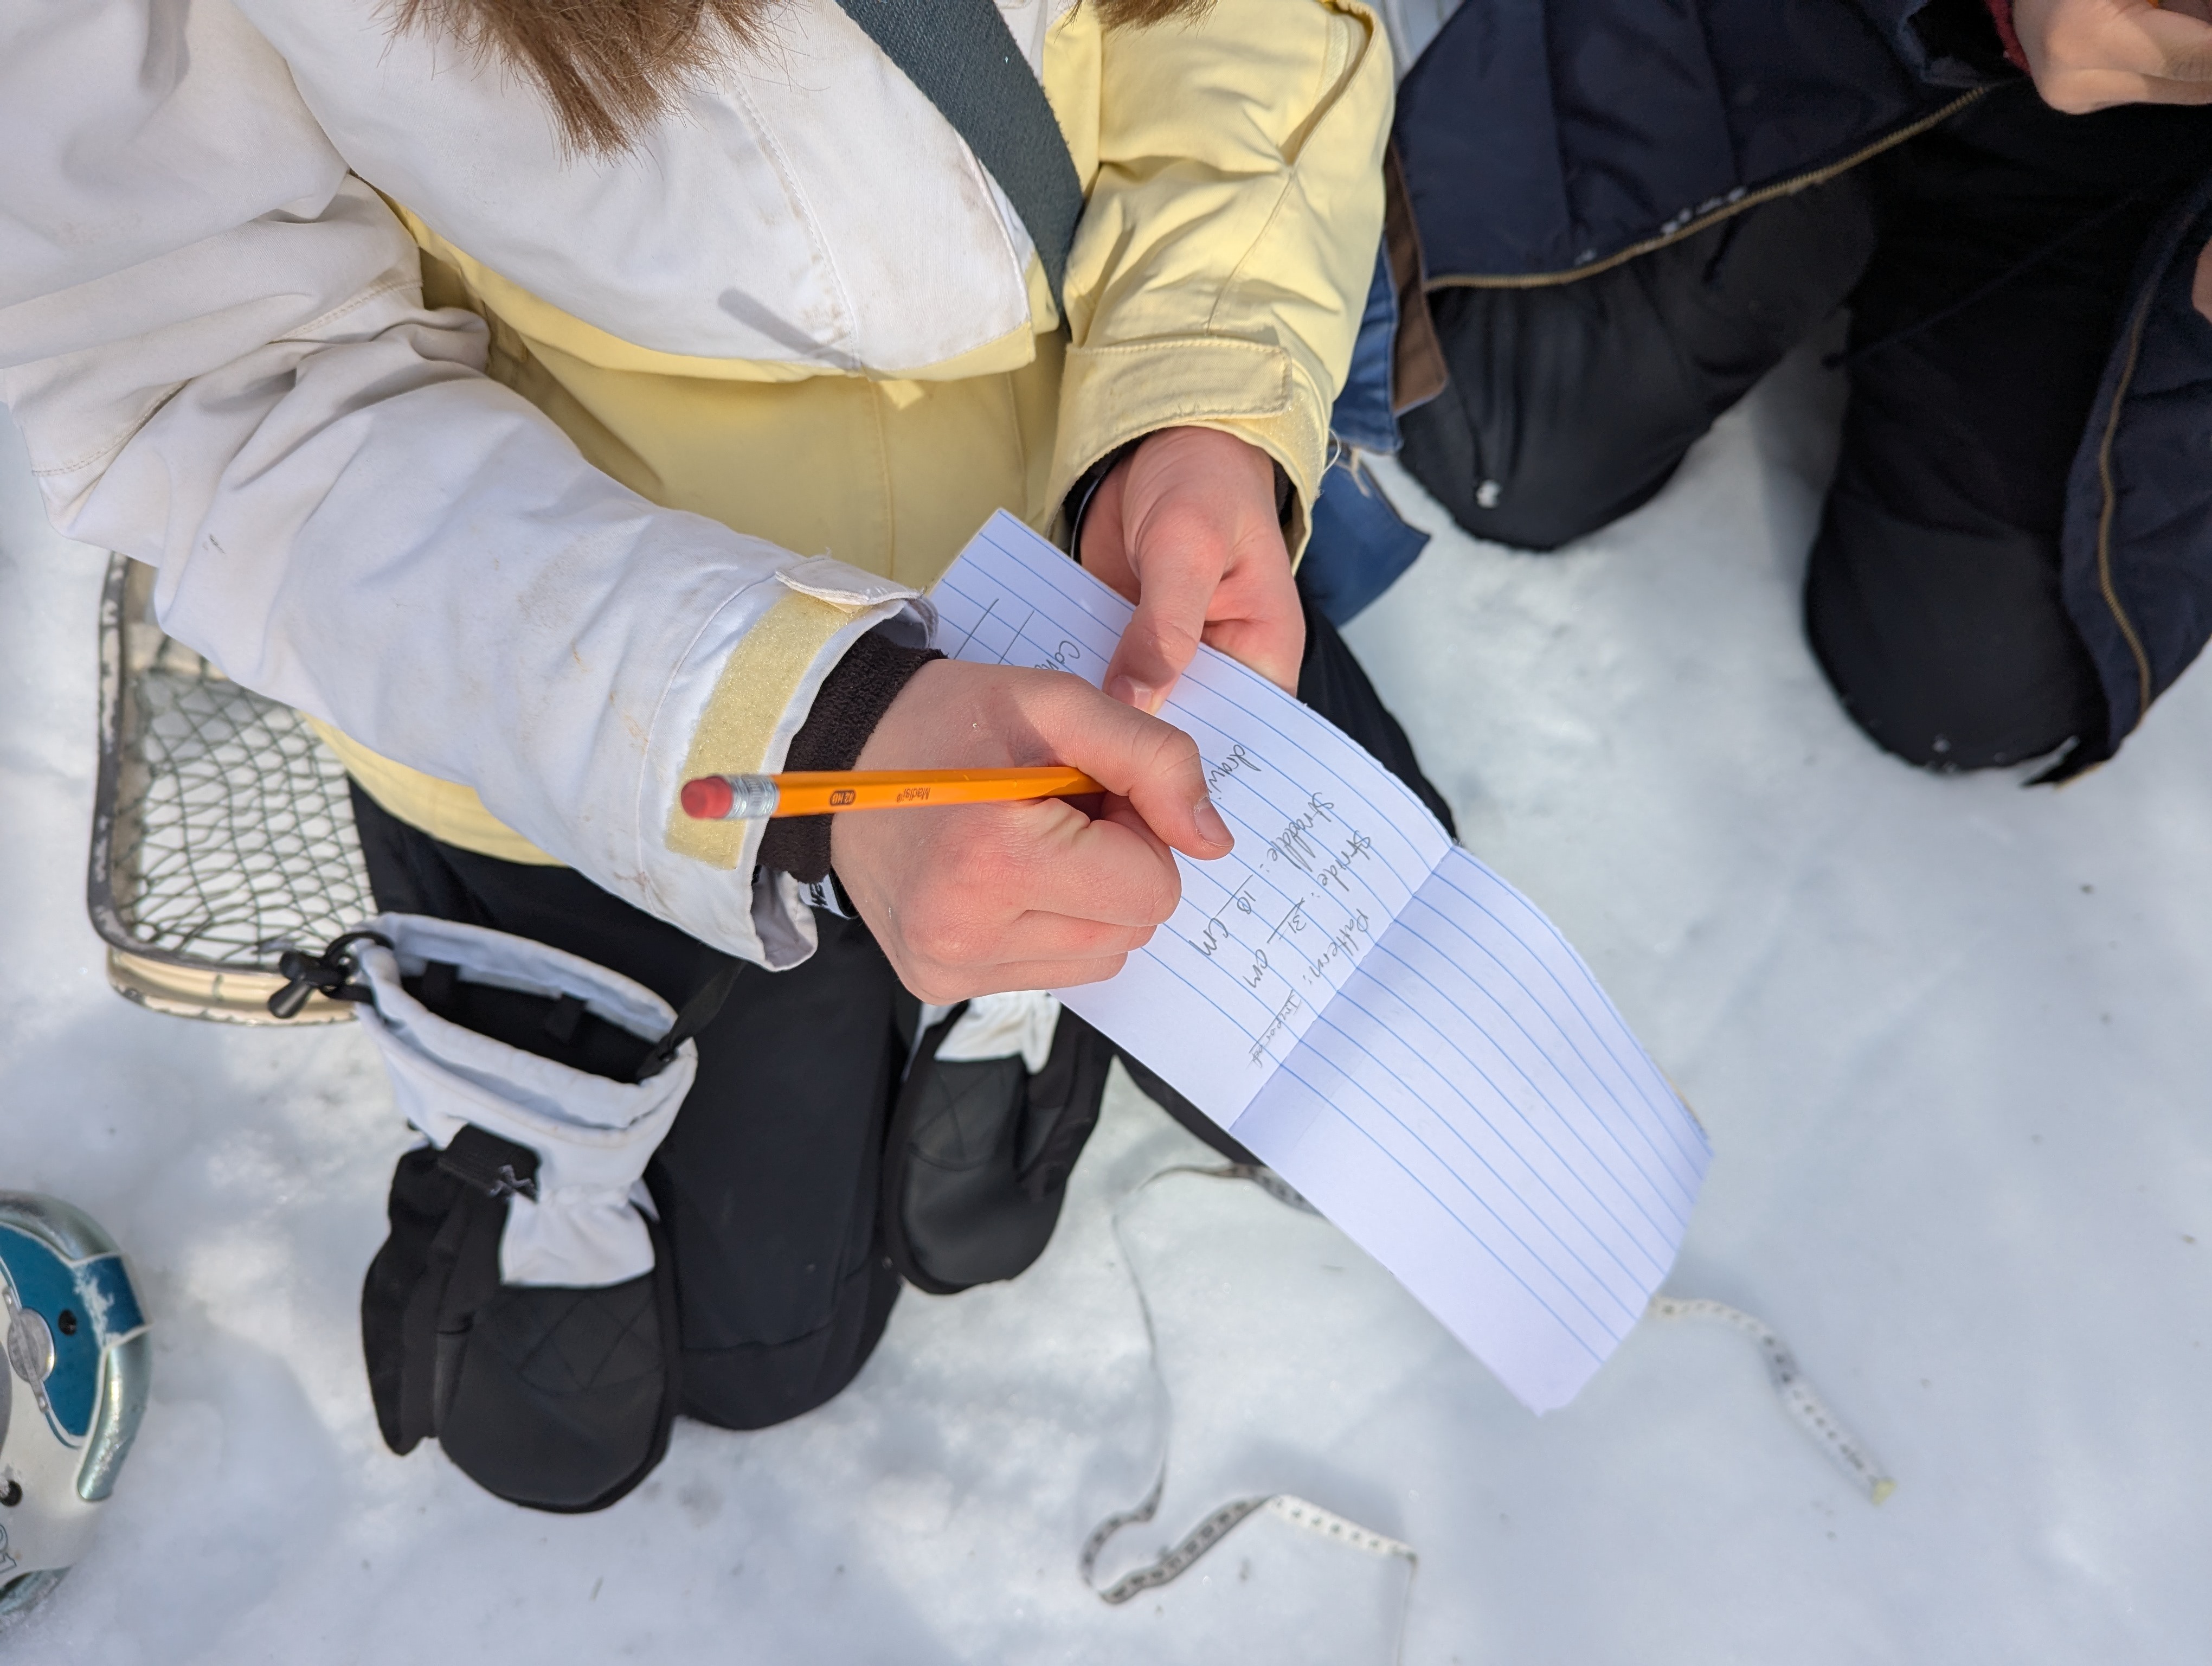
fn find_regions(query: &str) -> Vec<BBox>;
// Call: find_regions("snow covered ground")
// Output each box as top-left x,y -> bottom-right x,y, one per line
4,341 -> 2210,1664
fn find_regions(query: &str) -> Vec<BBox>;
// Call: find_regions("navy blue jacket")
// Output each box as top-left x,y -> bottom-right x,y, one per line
1394,0 -> 2212,768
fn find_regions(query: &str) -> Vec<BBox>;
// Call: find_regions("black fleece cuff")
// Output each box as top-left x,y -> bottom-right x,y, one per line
756,628 -> 943,883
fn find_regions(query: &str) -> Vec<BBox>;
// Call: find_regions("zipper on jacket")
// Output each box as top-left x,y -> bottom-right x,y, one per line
2092,276 -> 2159,727
1430,88 -> 1988,292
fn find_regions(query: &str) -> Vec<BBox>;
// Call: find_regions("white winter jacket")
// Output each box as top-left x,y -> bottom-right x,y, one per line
0,0 -> 1391,967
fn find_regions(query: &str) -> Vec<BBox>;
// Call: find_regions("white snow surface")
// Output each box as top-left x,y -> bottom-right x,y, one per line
4,343 -> 2210,1662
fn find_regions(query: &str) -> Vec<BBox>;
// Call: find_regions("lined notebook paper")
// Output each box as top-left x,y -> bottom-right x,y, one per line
929,514 -> 1711,1411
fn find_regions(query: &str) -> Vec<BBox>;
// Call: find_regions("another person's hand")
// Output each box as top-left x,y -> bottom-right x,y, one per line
829,659 -> 1234,1002
2011,0 -> 2212,111
1079,426 -> 1305,709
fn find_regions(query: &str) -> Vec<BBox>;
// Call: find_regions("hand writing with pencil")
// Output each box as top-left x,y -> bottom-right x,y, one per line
829,660 -> 1234,1003
827,426 -> 1294,1003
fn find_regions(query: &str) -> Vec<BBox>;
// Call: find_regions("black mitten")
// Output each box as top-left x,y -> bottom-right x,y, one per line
362,1127 -> 678,1513
882,1005 -> 1116,1294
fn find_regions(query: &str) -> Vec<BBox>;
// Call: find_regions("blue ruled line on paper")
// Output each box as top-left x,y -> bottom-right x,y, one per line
1425,856 -> 1710,1182
1300,1004 -> 1650,1325
927,512 -> 1706,1411
1370,921 -> 1694,1231
1317,973 -> 1674,1283
1272,1053 -> 1618,1362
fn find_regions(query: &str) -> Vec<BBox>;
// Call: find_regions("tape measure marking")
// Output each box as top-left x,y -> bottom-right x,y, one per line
1648,1296 -> 1896,1504
1077,1161 -> 1895,1662
1081,1162 -> 1419,1659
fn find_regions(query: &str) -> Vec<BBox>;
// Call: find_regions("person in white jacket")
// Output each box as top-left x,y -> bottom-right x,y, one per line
0,0 -> 1424,1507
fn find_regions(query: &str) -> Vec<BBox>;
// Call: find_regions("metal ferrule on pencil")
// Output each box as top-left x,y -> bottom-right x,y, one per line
685,773 -> 778,822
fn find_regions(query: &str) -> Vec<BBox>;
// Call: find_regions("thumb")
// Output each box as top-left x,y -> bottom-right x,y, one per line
2144,2 -> 2212,77
1103,550 -> 1216,715
1036,680 -> 1234,860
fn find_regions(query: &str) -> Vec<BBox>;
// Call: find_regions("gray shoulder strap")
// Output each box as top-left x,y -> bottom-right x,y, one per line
833,0 -> 1084,309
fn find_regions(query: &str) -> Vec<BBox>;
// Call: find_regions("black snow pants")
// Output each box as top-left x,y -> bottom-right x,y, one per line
348,575 -> 1452,1497
1399,84 -> 2212,772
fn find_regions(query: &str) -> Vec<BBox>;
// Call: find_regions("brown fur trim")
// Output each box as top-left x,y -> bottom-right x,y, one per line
389,0 -> 770,157
394,0 -> 1212,157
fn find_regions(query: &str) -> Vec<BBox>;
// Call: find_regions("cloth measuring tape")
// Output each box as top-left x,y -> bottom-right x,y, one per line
1081,1160 -> 1897,1652
1647,1296 -> 1896,1503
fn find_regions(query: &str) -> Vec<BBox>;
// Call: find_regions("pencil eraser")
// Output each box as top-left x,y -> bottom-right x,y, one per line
681,776 -> 734,821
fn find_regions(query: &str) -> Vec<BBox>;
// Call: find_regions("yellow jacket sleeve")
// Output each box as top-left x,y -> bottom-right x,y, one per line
1046,0 -> 1392,548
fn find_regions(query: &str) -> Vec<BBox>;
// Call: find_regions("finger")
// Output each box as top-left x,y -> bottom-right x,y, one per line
1036,914 -> 1159,952
985,953 -> 1133,992
1027,682 -> 1235,861
2043,66 -> 2212,107
883,903 -> 1150,998
2138,69 -> 2212,97
903,920 -> 1156,998
875,806 -> 1175,992
1200,593 -> 1307,694
940,800 -> 1182,931
1103,509 -> 1224,712
2052,7 -> 2212,80
996,913 -> 1159,959
923,795 -> 1180,926
1012,812 -> 1184,927
2137,6 -> 2212,76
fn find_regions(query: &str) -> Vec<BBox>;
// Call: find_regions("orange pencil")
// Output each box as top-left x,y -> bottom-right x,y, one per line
680,766 -> 1105,821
